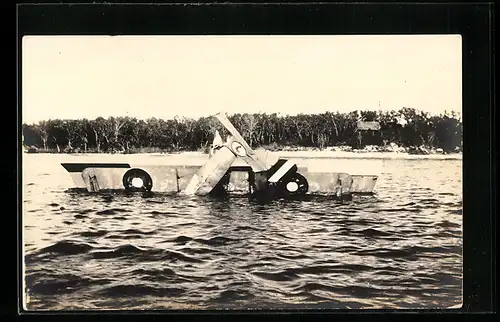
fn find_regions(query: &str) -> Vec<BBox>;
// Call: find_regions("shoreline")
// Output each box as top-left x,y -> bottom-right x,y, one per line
23,149 -> 462,160
270,151 -> 462,160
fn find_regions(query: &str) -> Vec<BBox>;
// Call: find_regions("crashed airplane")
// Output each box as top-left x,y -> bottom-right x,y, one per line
61,112 -> 379,201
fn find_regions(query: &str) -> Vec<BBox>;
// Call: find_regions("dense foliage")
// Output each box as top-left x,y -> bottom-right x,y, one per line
22,108 -> 462,154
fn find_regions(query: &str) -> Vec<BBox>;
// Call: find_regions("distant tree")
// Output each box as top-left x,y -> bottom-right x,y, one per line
21,108 -> 462,153
56,119 -> 82,151
90,117 -> 107,152
37,121 -> 50,149
118,117 -> 140,152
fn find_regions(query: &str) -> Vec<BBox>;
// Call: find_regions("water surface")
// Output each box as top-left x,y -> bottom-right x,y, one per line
22,154 -> 462,310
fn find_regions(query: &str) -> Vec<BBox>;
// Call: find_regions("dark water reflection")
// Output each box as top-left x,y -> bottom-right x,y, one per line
23,158 -> 462,310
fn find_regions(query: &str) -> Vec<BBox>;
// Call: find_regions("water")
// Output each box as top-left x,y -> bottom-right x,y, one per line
22,154 -> 462,310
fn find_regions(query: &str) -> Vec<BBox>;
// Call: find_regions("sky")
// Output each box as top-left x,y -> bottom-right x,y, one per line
21,35 -> 462,124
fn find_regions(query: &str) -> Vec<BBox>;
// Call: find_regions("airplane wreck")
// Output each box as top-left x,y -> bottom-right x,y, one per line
61,112 -> 378,201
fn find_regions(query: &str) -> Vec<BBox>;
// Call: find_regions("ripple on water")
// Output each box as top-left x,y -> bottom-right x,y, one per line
23,158 -> 463,310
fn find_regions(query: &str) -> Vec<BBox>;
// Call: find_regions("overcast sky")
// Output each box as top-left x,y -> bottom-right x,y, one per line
22,35 -> 462,124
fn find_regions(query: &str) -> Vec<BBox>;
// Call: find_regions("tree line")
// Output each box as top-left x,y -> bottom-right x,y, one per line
21,107 -> 462,154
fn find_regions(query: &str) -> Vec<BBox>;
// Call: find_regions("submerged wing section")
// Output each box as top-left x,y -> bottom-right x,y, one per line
61,163 -> 131,173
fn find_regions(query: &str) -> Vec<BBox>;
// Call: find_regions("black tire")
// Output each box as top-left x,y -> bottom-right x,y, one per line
280,173 -> 309,198
122,168 -> 153,192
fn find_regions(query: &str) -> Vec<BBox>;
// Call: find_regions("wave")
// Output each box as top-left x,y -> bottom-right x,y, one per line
95,208 -> 131,215
90,244 -> 149,259
233,225 -> 262,232
193,236 -> 237,247
131,268 -> 206,283
251,263 -> 379,283
352,228 -> 394,237
118,228 -> 157,235
177,247 -> 223,255
275,253 -> 311,260
26,241 -> 206,264
169,235 -> 193,244
376,207 -> 423,213
295,282 -> 385,298
78,209 -> 95,214
149,210 -> 176,215
89,244 -> 203,263
252,270 -> 299,282
436,221 -> 462,229
26,274 -> 111,296
335,218 -> 382,226
354,245 -> 462,259
167,235 -> 238,249
97,284 -> 186,297
213,289 -> 255,303
25,241 -> 94,262
333,245 -> 363,252
80,230 -> 108,238
163,250 -> 204,263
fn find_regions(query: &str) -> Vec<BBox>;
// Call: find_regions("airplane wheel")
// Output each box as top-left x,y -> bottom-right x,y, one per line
122,168 -> 153,192
280,173 -> 308,198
